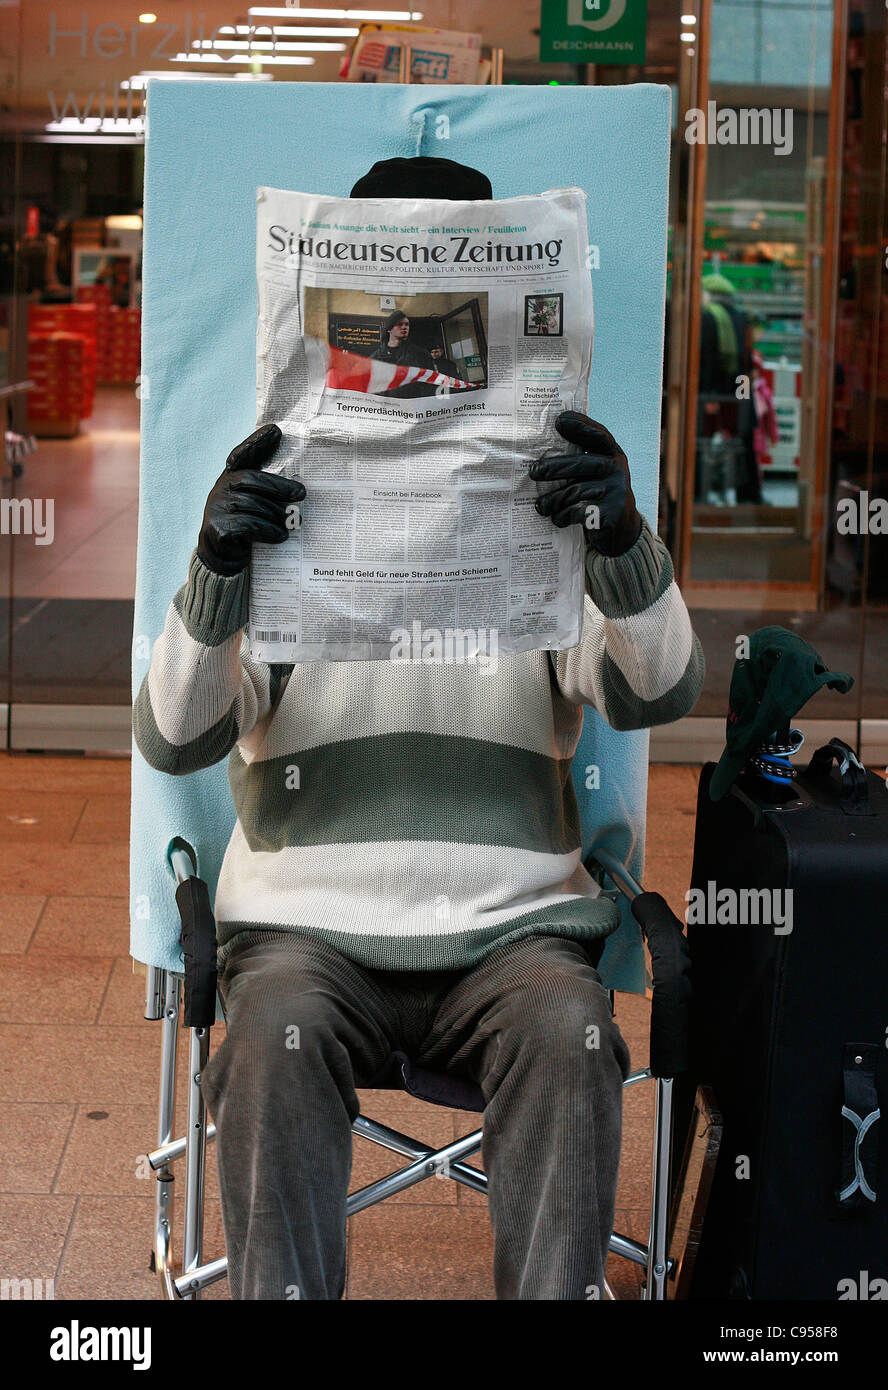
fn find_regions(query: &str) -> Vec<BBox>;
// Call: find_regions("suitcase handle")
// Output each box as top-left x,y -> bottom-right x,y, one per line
807,738 -> 872,816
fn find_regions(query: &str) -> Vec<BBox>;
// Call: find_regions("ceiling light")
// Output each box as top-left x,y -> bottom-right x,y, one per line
193,39 -> 346,51
123,72 -> 274,88
272,25 -> 360,36
138,12 -> 157,22
680,32 -> 695,42
248,8 -> 424,20
222,24 -> 360,36
680,13 -> 697,22
171,52 -> 316,66
46,117 -> 145,134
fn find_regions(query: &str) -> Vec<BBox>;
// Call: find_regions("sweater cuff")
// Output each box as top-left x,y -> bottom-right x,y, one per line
584,518 -> 671,619
175,549 -> 250,646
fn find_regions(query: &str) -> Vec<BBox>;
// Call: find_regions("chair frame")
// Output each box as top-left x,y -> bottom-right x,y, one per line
145,842 -> 676,1301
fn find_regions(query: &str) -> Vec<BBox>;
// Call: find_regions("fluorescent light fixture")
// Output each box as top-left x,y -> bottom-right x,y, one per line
220,24 -> 359,35
249,8 -> 424,20
171,52 -> 316,65
271,24 -> 359,34
680,13 -> 696,22
680,32 -> 694,42
123,72 -> 273,88
193,39 -> 346,51
138,12 -> 157,21
46,117 -> 145,134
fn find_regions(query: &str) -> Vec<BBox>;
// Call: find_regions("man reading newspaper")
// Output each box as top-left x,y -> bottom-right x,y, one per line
134,156 -> 704,1301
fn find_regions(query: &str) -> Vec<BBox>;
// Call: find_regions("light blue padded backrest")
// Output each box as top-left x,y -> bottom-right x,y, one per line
132,80 -> 672,994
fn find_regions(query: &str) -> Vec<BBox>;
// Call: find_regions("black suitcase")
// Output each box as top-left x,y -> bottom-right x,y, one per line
686,740 -> 888,1300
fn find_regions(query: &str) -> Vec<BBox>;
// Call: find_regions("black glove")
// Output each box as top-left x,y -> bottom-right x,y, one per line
529,411 -> 642,558
197,424 -> 306,577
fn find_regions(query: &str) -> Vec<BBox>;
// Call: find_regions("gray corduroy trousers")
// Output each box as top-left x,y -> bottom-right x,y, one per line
201,931 -> 631,1301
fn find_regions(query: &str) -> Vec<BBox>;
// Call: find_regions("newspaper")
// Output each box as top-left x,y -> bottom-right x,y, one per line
343,26 -> 483,84
248,184 -> 593,665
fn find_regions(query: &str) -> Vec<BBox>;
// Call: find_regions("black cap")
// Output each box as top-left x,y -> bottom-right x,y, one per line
709,626 -> 854,800
350,156 -> 492,201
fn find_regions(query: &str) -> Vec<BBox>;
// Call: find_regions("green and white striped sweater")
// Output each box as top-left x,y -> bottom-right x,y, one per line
134,519 -> 703,972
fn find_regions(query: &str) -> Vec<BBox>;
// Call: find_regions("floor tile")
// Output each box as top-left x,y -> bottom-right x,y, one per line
347,1207 -> 495,1301
0,1104 -> 76,1193
355,1089 -> 446,1127
615,1112 -> 654,1210
55,1195 -> 161,1300
0,844 -> 129,897
55,1194 -> 228,1301
96,956 -> 148,1024
0,895 -> 46,952
0,954 -> 113,1025
71,795 -> 133,845
0,1194 -> 76,1281
0,754 -> 129,795
1,792 -> 87,844
29,896 -> 129,957
0,1025 -> 156,1103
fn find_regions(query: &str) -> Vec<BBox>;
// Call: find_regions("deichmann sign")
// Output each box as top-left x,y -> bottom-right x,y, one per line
539,0 -> 648,65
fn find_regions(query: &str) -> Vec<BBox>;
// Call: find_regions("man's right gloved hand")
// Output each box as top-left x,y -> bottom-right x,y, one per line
197,423 -> 306,577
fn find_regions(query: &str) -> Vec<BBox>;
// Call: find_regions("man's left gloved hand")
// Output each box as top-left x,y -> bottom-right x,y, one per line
529,410 -> 643,558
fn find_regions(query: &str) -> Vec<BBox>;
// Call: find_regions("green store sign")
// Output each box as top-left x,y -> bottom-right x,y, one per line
539,0 -> 648,65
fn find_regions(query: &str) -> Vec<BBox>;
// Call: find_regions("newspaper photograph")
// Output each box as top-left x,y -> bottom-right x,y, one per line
248,183 -> 594,664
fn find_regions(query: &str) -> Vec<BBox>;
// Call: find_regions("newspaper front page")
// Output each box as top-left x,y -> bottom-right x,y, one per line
248,184 -> 593,665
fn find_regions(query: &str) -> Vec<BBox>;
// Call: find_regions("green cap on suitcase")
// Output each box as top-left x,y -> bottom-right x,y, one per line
710,626 -> 854,801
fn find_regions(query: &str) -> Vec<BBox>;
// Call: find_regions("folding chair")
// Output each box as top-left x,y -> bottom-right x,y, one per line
143,836 -> 690,1301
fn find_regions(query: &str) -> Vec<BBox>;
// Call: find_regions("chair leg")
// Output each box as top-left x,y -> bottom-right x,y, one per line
181,1024 -> 211,1299
644,1076 -> 674,1301
153,970 -> 182,1301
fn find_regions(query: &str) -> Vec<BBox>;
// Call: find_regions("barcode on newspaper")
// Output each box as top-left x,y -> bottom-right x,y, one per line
252,630 -> 299,643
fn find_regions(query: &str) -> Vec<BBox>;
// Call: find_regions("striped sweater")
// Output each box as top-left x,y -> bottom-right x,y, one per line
134,519 -> 703,972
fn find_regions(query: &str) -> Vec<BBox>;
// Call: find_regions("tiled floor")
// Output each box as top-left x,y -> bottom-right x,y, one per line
0,754 -> 699,1301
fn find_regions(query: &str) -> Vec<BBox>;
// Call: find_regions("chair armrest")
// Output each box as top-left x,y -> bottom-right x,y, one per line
175,875 -> 218,1030
630,892 -> 691,1079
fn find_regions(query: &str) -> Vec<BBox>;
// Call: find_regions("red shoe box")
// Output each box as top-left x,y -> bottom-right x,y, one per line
27,331 -> 86,433
28,305 -> 97,417
102,305 -> 141,382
